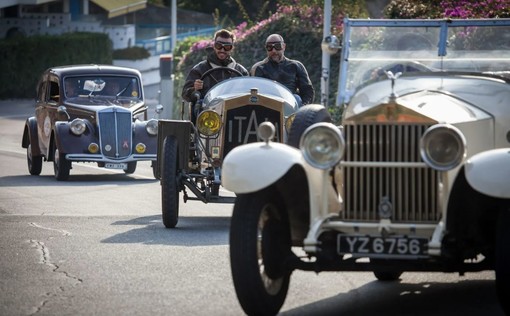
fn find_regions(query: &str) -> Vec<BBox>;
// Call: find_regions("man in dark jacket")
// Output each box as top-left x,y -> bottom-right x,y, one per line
182,29 -> 249,103
250,34 -> 314,105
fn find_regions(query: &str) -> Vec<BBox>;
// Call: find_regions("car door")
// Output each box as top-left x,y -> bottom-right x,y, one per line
35,73 -> 60,157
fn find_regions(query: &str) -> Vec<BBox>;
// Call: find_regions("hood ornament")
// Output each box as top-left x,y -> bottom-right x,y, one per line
385,71 -> 402,101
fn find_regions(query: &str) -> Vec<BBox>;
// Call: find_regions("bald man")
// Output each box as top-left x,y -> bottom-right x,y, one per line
251,34 -> 314,105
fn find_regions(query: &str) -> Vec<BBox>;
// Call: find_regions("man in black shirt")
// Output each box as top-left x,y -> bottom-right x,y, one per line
251,34 -> 314,105
182,29 -> 249,102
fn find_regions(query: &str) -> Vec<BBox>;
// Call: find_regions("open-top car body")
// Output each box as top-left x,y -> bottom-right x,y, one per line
156,76 -> 301,228
222,18 -> 510,315
21,64 -> 159,181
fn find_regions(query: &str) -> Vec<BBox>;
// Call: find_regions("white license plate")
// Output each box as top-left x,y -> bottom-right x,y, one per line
105,163 -> 127,169
338,235 -> 428,258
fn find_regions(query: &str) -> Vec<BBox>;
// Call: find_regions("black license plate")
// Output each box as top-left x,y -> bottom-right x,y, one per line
338,235 -> 428,258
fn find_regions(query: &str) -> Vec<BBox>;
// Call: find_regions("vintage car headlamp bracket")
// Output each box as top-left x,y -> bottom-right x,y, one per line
420,124 -> 466,171
70,118 -> 87,135
145,119 -> 158,136
300,122 -> 345,169
197,110 -> 222,136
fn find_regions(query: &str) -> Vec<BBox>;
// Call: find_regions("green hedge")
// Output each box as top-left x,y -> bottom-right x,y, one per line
0,32 -> 112,99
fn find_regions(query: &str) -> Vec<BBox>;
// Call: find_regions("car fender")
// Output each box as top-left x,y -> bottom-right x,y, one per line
222,142 -> 302,193
53,121 -> 93,153
465,148 -> 510,198
22,117 -> 41,156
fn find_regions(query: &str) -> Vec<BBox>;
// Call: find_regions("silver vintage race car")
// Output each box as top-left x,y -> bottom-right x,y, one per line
156,76 -> 300,228
222,18 -> 510,315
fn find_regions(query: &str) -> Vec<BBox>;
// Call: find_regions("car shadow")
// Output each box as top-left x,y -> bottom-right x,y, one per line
0,174 -> 157,187
281,277 -> 504,316
101,215 -> 230,246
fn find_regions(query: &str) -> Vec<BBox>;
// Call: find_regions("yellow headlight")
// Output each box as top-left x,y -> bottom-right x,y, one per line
88,143 -> 99,153
197,110 -> 222,136
135,143 -> 146,153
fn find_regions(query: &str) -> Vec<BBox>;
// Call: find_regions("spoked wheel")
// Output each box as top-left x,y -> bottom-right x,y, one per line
287,104 -> 332,149
230,187 -> 292,316
161,136 -> 180,228
495,205 -> 510,315
27,141 -> 42,175
53,145 -> 71,181
124,161 -> 137,174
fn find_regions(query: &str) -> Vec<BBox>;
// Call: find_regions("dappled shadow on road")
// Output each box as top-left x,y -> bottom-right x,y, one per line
281,277 -> 504,316
101,215 -> 230,247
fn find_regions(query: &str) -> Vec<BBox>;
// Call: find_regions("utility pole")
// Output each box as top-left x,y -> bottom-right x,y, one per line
321,0 -> 332,107
320,0 -> 339,107
159,0 -> 176,119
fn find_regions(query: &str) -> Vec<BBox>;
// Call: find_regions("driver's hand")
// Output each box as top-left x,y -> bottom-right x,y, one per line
194,79 -> 203,91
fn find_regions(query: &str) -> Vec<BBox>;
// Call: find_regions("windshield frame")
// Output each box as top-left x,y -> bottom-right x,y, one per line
337,18 -> 510,106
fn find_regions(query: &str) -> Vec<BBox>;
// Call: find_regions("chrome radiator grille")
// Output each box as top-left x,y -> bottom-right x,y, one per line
98,109 -> 132,159
341,123 -> 440,223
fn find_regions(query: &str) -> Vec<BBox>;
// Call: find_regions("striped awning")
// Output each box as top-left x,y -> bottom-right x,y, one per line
91,0 -> 147,18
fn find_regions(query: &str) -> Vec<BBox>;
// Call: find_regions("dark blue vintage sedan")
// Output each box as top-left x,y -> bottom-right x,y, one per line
21,64 -> 159,180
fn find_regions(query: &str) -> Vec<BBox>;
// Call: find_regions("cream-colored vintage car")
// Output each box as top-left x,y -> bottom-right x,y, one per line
222,18 -> 510,315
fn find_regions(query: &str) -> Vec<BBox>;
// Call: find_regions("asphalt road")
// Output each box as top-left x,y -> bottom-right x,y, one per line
0,99 -> 505,316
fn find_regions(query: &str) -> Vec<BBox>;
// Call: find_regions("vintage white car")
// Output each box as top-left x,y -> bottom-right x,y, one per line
222,18 -> 510,315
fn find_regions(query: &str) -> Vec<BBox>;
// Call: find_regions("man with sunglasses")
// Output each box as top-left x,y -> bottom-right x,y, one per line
182,29 -> 249,105
251,34 -> 314,105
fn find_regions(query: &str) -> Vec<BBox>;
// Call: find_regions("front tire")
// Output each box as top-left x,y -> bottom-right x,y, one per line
27,141 -> 42,175
53,146 -> 70,181
287,104 -> 331,148
161,136 -> 180,228
495,206 -> 510,315
230,187 -> 292,316
124,161 -> 137,174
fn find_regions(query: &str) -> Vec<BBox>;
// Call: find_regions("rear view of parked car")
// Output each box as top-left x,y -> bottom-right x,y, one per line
21,64 -> 159,180
222,18 -> 510,315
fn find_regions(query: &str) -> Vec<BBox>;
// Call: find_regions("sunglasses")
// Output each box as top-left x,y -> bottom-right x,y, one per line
265,42 -> 283,51
214,42 -> 233,51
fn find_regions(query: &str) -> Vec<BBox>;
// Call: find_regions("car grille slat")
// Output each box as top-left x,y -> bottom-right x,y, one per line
98,109 -> 132,159
341,123 -> 439,223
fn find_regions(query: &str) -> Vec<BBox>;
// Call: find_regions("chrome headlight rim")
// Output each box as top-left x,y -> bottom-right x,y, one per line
145,119 -> 158,136
420,124 -> 466,171
197,110 -> 222,136
70,118 -> 87,135
300,122 -> 345,170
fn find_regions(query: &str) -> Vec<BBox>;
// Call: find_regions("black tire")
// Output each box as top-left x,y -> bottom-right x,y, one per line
151,161 -> 159,179
495,206 -> 510,315
53,145 -> 71,181
230,188 -> 292,316
373,270 -> 403,281
124,161 -> 137,174
161,136 -> 180,228
27,140 -> 42,175
287,104 -> 332,148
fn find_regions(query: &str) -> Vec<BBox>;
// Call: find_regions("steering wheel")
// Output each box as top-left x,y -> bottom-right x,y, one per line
200,66 -> 244,86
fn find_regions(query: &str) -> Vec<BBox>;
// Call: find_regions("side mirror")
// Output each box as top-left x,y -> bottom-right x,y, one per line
321,35 -> 340,55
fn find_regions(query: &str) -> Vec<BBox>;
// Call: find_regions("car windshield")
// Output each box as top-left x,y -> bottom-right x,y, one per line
203,76 -> 300,115
338,18 -> 510,105
64,76 -> 142,102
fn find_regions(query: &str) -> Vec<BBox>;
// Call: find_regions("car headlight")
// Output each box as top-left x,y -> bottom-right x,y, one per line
300,122 -> 345,169
285,113 -> 297,133
420,124 -> 466,171
70,118 -> 86,135
145,119 -> 158,136
197,110 -> 222,136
